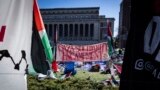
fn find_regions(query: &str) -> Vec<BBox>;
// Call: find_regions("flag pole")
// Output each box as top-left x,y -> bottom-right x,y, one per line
52,25 -> 58,73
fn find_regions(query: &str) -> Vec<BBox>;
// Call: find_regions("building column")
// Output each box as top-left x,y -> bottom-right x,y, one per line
57,24 -> 59,41
52,24 -> 54,40
73,23 -> 75,39
94,23 -> 99,40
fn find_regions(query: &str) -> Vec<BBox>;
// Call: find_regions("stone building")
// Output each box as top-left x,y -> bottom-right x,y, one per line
40,7 -> 115,46
118,0 -> 131,48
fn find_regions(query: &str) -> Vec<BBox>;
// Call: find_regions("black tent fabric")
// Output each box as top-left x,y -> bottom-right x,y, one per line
120,0 -> 160,90
31,16 -> 50,75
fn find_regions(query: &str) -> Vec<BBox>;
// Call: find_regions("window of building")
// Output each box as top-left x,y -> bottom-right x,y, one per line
100,23 -> 103,27
110,22 -> 112,28
45,24 -> 48,31
49,24 -> 52,38
54,24 -> 57,30
80,24 -> 83,37
69,24 -> 73,37
90,24 -> 94,37
95,11 -> 99,13
85,24 -> 89,37
59,24 -> 63,37
64,24 -> 68,37
105,22 -> 107,27
54,24 -> 57,40
44,24 -> 49,36
100,29 -> 103,40
75,24 -> 78,37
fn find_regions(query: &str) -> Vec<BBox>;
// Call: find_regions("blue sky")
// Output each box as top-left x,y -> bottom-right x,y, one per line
38,0 -> 122,37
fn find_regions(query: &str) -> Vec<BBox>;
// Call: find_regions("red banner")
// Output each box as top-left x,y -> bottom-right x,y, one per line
56,42 -> 109,61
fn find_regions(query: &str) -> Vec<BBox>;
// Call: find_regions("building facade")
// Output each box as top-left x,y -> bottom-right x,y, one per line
118,0 -> 131,48
40,7 -> 115,47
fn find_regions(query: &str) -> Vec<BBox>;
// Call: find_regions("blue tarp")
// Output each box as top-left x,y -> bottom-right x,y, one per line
64,62 -> 76,75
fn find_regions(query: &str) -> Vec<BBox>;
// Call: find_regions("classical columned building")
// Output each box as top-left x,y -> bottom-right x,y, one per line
40,7 -> 115,46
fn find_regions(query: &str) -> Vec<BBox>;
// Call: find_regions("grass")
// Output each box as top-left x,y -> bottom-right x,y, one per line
28,68 -> 119,90
74,69 -> 109,82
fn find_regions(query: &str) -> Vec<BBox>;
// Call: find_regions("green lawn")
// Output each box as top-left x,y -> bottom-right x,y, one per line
58,68 -> 119,82
28,68 -> 119,90
74,69 -> 109,82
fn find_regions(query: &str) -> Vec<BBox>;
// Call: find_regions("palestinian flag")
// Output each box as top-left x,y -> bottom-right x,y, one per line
106,20 -> 114,56
33,0 -> 53,63
31,0 -> 53,75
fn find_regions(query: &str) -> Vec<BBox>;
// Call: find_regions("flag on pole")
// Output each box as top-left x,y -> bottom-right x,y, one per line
54,25 -> 58,44
106,20 -> 114,56
30,0 -> 54,75
33,0 -> 53,63
52,25 -> 58,72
